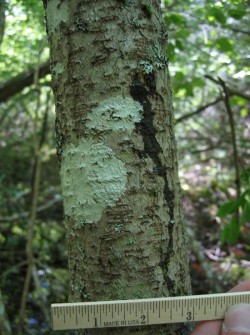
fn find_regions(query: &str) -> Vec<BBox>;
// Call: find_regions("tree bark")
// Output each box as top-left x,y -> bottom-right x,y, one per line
44,1 -> 192,334
0,0 -> 5,48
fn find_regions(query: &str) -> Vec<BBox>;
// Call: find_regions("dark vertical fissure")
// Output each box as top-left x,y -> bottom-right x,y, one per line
130,72 -> 174,220
130,72 -> 176,294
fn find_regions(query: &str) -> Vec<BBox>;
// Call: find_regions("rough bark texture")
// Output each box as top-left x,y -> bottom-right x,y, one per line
0,0 -> 5,47
45,1 -> 192,334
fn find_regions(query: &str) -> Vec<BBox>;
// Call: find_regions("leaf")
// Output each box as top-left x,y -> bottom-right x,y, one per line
175,29 -> 190,39
221,215 -> 240,246
176,39 -> 184,50
220,224 -> 230,245
167,43 -> 175,61
240,107 -> 248,117
230,96 -> 246,107
228,8 -> 246,20
216,37 -> 234,52
240,200 -> 250,224
164,13 -> 185,27
228,215 -> 240,245
208,7 -> 227,25
192,77 -> 206,88
182,82 -> 194,97
217,199 -> 241,218
174,71 -> 185,82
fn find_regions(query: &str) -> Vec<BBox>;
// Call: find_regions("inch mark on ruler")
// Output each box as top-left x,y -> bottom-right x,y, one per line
51,291 -> 250,330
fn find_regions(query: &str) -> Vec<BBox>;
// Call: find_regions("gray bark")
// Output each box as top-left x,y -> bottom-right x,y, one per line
0,0 -> 5,47
44,1 -> 192,334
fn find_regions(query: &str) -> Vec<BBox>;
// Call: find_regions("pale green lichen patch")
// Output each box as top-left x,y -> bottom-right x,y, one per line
51,62 -> 64,76
60,139 -> 127,226
46,0 -> 69,34
85,96 -> 143,134
139,42 -> 167,74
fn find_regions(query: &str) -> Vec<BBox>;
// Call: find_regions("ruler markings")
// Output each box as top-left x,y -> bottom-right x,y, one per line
99,305 -> 101,328
170,301 -> 172,321
51,292 -> 250,330
75,307 -> 78,326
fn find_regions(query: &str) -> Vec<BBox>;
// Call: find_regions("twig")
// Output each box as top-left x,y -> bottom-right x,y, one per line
230,27 -> 250,37
175,97 -> 223,124
218,77 -> 241,205
0,196 -> 62,223
18,46 -> 50,332
0,60 -> 50,103
205,75 -> 242,228
175,82 -> 250,125
205,75 -> 250,101
32,264 -> 50,324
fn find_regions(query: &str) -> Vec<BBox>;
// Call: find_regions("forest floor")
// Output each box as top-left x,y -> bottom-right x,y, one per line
184,190 -> 250,295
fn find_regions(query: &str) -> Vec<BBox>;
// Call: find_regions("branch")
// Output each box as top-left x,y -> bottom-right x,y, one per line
0,197 -> 62,223
175,97 -> 223,124
205,75 -> 250,101
0,60 -> 50,103
229,89 -> 250,101
231,27 -> 250,37
218,77 -> 241,201
176,76 -> 250,124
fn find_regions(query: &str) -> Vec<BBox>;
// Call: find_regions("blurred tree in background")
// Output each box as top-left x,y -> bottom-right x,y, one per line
0,0 -> 249,334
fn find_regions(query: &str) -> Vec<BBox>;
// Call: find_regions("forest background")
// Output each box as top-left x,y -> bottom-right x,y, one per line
0,0 -> 249,334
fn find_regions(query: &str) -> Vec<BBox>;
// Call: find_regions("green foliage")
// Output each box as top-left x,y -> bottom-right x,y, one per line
0,0 -> 48,79
164,0 -> 250,255
207,7 -> 227,25
218,168 -> 250,245
216,37 -> 234,52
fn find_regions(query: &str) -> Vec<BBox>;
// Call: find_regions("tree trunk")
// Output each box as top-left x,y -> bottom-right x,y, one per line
44,1 -> 192,334
0,0 -> 5,47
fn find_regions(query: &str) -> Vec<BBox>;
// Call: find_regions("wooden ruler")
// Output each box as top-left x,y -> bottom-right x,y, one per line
51,291 -> 250,330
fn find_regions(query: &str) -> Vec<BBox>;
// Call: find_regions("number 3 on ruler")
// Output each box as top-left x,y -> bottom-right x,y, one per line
186,311 -> 193,321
